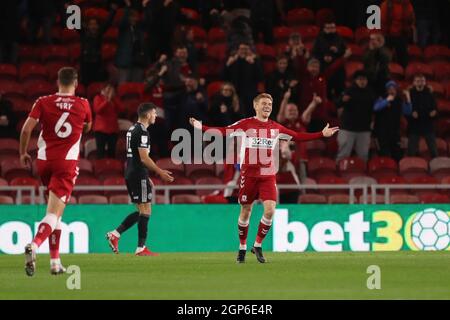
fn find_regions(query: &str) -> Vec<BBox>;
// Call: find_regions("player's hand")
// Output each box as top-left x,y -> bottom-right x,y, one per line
312,93 -> 322,105
158,169 -> 174,183
322,123 -> 339,137
344,47 -> 352,59
20,153 -> 32,169
386,94 -> 395,102
189,117 -> 202,130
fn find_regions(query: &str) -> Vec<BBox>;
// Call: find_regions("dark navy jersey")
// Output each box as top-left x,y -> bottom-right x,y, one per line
125,122 -> 150,178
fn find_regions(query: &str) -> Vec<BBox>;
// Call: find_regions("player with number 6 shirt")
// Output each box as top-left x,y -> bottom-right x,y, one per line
19,67 -> 92,276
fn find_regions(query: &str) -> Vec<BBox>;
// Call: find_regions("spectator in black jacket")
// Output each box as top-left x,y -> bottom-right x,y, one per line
209,82 -> 242,127
322,49 -> 346,101
407,74 -> 438,158
312,20 -> 346,62
179,78 -> 208,131
0,93 -> 17,138
336,71 -> 376,162
363,32 -> 391,96
224,42 -> 263,116
249,0 -> 274,44
373,80 -> 412,161
265,55 -> 298,119
79,4 -> 116,86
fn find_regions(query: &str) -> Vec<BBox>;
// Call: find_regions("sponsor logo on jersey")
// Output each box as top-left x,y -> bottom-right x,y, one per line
248,137 -> 275,149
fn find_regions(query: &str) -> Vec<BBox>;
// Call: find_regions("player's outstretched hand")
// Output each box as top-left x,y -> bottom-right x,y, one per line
159,169 -> 174,183
322,123 -> 339,137
20,153 -> 32,168
189,117 -> 202,130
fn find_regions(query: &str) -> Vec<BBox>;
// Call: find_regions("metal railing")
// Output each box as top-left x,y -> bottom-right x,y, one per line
1,183 -> 448,205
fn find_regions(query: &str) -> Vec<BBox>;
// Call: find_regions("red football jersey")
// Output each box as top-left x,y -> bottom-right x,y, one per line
29,93 -> 92,161
202,117 -> 323,177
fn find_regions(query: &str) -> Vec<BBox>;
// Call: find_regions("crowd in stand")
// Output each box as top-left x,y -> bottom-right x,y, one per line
0,0 -> 449,203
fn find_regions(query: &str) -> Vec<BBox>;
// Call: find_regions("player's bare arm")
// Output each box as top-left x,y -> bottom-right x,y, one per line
138,148 -> 174,182
321,123 -> 339,137
83,121 -> 92,133
19,117 -> 38,168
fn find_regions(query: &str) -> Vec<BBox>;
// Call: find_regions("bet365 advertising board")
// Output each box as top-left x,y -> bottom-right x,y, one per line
0,205 -> 449,254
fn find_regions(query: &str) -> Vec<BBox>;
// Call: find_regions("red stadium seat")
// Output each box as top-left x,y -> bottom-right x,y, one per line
87,82 -> 106,100
307,157 -> 336,178
0,80 -> 25,99
406,176 -> 438,194
419,192 -> 450,204
431,62 -> 450,81
408,45 -> 423,62
429,157 -> 450,180
377,175 -> 408,195
349,176 -> 377,186
297,25 -> 320,42
345,61 -> 364,80
206,44 -> 227,63
328,194 -> 355,204
337,157 -> 367,180
405,62 -> 434,80
315,8 -> 334,27
0,138 -> 20,157
354,27 -> 371,45
109,195 -> 130,204
84,7 -> 109,23
190,26 -> 207,44
24,80 -> 55,100
317,176 -> 347,195
359,194 -> 385,204
399,157 -> 429,180
41,45 -> 70,63
255,43 -> 276,61
390,194 -> 420,204
117,82 -> 144,101
389,63 -> 404,80
155,158 -> 185,177
305,140 -> 326,157
0,64 -> 17,81
427,81 -> 445,98
1,159 -> 31,181
93,158 -> 123,180
19,63 -> 48,81
165,176 -> 194,196
103,27 -> 118,44
346,44 -> 364,61
441,176 -> 450,184
424,45 -> 449,62
103,176 -> 127,196
194,176 -> 223,196
18,45 -> 40,63
0,195 -> 14,204
336,26 -> 354,42
9,177 -> 40,189
73,176 -> 101,198
368,156 -> 398,178
286,8 -> 314,26
207,28 -> 226,44
419,137 -> 448,158
78,194 -> 108,204
297,194 -> 327,204
101,43 -> 117,62
206,81 -> 224,98
60,28 -> 80,44
171,194 -> 201,204
0,178 -> 9,196
185,163 -> 216,179
273,26 -> 292,44
436,99 -> 450,115
84,138 -> 97,160
181,8 -> 201,24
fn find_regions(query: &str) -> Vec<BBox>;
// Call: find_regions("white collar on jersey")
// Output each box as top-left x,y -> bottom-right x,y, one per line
56,92 -> 75,96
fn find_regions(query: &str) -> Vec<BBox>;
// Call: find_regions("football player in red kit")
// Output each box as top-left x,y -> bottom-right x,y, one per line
190,93 -> 338,263
19,67 -> 92,276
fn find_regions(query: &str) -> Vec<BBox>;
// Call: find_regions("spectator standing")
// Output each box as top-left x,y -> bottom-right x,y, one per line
79,4 -> 116,86
373,80 -> 412,161
93,84 -> 124,159
115,2 -> 147,83
381,0 -> 415,68
411,0 -> 441,48
336,71 -> 376,162
312,20 -> 347,62
406,74 -> 438,158
179,78 -> 207,131
363,32 -> 391,96
0,93 -> 17,138
249,0 -> 274,44
224,42 -> 263,117
209,82 -> 242,127
0,1 -> 19,63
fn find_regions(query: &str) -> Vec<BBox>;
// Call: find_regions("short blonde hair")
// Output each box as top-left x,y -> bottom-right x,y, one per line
253,93 -> 273,104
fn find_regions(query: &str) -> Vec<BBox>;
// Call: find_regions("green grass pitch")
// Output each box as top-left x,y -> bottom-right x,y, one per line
1,251 -> 450,299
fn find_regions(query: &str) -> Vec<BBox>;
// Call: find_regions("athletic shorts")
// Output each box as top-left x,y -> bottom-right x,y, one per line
126,176 -> 153,204
36,159 -> 79,204
238,175 -> 277,204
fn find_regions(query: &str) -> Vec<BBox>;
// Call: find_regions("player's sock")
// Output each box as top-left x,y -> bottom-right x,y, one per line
238,219 -> 249,250
137,214 -> 150,248
32,213 -> 58,248
115,211 -> 140,235
254,216 -> 273,248
49,217 -> 62,260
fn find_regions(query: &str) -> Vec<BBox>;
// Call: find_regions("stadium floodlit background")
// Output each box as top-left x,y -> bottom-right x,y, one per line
0,0 -> 450,300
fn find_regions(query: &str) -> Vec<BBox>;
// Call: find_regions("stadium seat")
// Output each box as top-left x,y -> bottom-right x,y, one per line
101,43 -> 117,63
418,192 -> 450,204
427,81 -> 445,98
405,62 -> 434,80
297,25 -> 320,42
78,158 -> 94,176
72,176 -> 101,197
273,26 -> 292,44
117,82 -> 144,101
346,44 -> 364,61
9,177 -> 40,190
305,139 -> 326,157
109,195 -> 130,204
156,158 -> 185,177
255,43 -> 276,61
406,176 -> 439,194
286,8 -> 314,26
424,45 -> 449,62
377,175 -> 408,195
93,158 -> 124,180
194,176 -> 222,196
359,194 -> 385,204
190,26 -> 207,45
389,63 -> 404,80
0,80 -> 25,99
154,194 -> 166,204
103,27 -> 118,44
0,138 -> 20,157
407,45 -> 423,62
0,178 -> 9,196
0,195 -> 14,204
429,157 -> 450,180
419,137 -> 448,158
207,27 -> 226,44
60,28 -> 80,44
337,157 -> 367,180
0,64 -> 18,81
206,44 -> 227,63
185,163 -> 216,180
349,176 -> 377,186
307,157 -> 336,179
336,26 -> 354,42
171,194 -> 201,204
19,63 -> 48,81
354,27 -> 371,45
78,195 -> 108,204
84,7 -> 110,23
368,156 -> 398,178
399,157 -> 429,180
103,176 -> 127,196
87,82 -> 106,100
1,159 -> 31,181
437,99 -> 450,115
345,61 -> 364,80
317,176 -> 347,195
390,194 -> 420,204
84,138 -> 97,160
328,194 -> 355,204
431,62 -> 450,81
297,194 -> 327,204
181,8 -> 201,24
441,176 -> 450,184
41,45 -> 69,63
24,80 -> 55,100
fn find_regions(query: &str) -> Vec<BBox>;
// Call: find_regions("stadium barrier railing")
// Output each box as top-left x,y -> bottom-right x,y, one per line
1,184 -> 449,205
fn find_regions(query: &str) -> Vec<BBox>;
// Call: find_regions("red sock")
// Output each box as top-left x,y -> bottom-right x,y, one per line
49,229 -> 61,259
33,223 -> 53,247
238,220 -> 249,248
255,216 -> 272,245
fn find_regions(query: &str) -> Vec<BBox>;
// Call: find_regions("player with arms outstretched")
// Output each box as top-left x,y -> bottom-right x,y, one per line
106,103 -> 174,256
20,67 -> 92,276
190,93 -> 338,263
